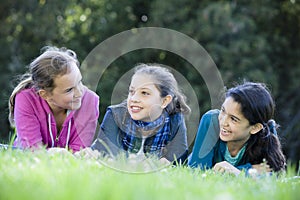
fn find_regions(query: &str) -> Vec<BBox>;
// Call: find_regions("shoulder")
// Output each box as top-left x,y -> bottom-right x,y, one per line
169,112 -> 184,123
15,88 -> 42,106
15,88 -> 38,100
82,87 -> 99,101
199,109 -> 220,132
202,109 -> 220,121
101,101 -> 129,131
106,101 -> 128,122
169,112 -> 186,133
204,109 -> 220,116
108,101 -> 127,115
73,87 -> 99,119
14,88 -> 51,116
80,87 -> 99,110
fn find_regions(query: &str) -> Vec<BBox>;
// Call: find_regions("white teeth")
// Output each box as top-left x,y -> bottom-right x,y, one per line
222,128 -> 228,133
131,106 -> 141,110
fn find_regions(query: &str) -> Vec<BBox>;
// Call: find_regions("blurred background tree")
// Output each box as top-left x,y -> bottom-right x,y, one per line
0,0 -> 299,167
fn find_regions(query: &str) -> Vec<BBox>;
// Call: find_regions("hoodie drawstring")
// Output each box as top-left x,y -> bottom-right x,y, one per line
48,113 -> 71,149
48,113 -> 55,148
65,120 -> 71,150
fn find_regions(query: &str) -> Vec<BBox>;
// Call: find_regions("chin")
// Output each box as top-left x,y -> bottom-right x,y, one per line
70,103 -> 81,110
130,115 -> 142,121
130,114 -> 147,122
219,134 -> 229,142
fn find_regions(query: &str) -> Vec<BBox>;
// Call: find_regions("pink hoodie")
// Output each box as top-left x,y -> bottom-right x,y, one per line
13,87 -> 99,152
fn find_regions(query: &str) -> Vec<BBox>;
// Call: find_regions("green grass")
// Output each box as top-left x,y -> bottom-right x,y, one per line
0,149 -> 299,200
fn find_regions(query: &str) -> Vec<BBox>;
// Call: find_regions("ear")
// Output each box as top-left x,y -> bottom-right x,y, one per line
38,89 -> 49,100
161,95 -> 173,109
250,123 -> 263,135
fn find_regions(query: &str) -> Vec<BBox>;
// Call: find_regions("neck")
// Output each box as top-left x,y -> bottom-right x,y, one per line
227,142 -> 246,157
48,102 -> 67,116
52,107 -> 67,116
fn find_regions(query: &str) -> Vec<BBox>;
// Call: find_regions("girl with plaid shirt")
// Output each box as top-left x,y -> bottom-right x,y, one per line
90,64 -> 191,164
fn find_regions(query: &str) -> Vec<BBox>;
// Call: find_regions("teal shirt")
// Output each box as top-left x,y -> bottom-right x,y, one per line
188,109 -> 252,171
224,144 -> 247,166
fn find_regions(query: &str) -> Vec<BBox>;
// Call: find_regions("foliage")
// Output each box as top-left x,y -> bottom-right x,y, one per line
0,149 -> 299,200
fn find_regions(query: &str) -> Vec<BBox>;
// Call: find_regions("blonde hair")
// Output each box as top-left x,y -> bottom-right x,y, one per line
8,46 -> 79,126
133,63 -> 191,115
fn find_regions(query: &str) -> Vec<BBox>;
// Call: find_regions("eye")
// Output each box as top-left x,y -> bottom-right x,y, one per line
141,91 -> 150,96
66,88 -> 73,93
231,116 -> 238,123
128,89 -> 134,95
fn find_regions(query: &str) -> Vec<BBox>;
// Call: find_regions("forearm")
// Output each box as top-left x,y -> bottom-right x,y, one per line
163,122 -> 188,163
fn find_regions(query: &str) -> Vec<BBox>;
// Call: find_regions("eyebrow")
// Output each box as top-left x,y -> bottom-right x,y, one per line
221,105 -> 241,121
63,78 -> 82,92
129,86 -> 152,91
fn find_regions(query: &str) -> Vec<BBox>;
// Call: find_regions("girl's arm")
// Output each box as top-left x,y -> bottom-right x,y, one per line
162,113 -> 188,163
14,92 -> 44,148
164,121 -> 188,163
188,109 -> 220,168
90,109 -> 121,156
68,90 -> 99,152
251,163 -> 272,173
214,161 -> 271,176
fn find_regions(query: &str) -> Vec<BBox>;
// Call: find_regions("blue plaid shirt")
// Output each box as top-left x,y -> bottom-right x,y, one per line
121,113 -> 171,156
91,102 -> 188,162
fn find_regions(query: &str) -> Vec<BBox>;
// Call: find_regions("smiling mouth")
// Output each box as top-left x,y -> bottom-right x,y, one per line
130,106 -> 142,112
220,128 -> 231,136
72,99 -> 81,103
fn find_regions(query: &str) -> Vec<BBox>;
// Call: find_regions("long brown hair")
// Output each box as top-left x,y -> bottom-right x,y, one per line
226,82 -> 286,172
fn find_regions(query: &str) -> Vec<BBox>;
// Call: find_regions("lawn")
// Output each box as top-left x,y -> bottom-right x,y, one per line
0,149 -> 299,200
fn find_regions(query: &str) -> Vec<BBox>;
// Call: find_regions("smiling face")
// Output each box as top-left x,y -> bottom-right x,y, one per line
218,97 -> 258,149
41,61 -> 84,112
127,74 -> 171,122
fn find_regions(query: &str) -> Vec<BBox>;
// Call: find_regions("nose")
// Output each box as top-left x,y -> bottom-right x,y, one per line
219,114 -> 229,127
129,91 -> 140,102
74,83 -> 83,98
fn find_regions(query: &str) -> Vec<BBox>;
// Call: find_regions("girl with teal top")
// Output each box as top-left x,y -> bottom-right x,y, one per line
188,82 -> 286,176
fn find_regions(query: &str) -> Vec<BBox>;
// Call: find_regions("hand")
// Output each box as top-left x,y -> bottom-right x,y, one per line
74,147 -> 101,159
159,157 -> 171,166
213,161 -> 241,176
251,162 -> 272,174
47,147 -> 73,157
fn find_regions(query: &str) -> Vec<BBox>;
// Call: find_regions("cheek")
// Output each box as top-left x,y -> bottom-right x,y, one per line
152,105 -> 163,112
218,113 -> 224,124
63,94 -> 74,102
218,114 -> 222,122
146,100 -> 163,113
233,125 -> 251,137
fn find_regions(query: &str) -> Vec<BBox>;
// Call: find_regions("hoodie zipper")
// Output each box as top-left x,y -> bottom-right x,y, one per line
48,111 -> 71,148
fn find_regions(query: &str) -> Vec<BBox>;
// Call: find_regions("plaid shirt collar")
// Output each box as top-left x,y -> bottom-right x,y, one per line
121,111 -> 171,156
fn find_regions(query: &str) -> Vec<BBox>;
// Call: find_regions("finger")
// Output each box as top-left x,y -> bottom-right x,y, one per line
213,165 -> 224,173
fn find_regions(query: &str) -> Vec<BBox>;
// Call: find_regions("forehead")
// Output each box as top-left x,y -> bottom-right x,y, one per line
223,97 -> 244,118
130,74 -> 157,89
53,63 -> 81,89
